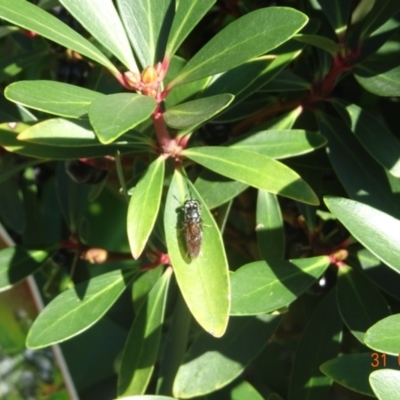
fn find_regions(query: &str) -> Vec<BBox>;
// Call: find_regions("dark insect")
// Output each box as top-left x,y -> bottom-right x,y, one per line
182,198 -> 203,259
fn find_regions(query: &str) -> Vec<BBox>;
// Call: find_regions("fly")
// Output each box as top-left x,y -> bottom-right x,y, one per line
182,197 -> 203,259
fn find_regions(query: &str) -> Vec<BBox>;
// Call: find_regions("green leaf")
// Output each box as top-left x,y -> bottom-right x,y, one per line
336,265 -> 391,344
127,157 -> 165,259
354,61 -> 400,97
320,353 -> 400,397
164,56 -> 211,108
60,0 -> 138,72
17,119 -> 100,147
5,81 -> 103,119
0,50 -> 47,84
182,147 -> 319,205
316,0 -> 352,36
370,369 -> 400,399
351,247 -> 400,302
288,290 -> 341,400
365,315 -> 400,355
293,34 -> 339,55
317,113 -> 400,218
117,396 -> 178,400
261,69 -> 311,92
0,122 -> 137,159
173,314 -> 281,398
201,56 -> 275,98
156,293 -> 191,396
324,196 -> 400,275
256,191 -> 284,261
0,0 -> 118,75
26,269 -> 136,348
89,93 -> 157,144
193,109 -> 302,210
0,158 -> 42,185
229,130 -> 327,159
117,0 -> 174,69
118,268 -> 172,397
195,170 -> 248,210
164,94 -> 234,130
164,170 -> 230,337
230,381 -> 264,400
165,0 -> 216,59
214,93 -> 275,123
359,0 -> 400,39
169,8 -> 308,86
0,25 -> 18,39
334,100 -> 400,178
230,256 -> 330,315
0,246 -> 54,292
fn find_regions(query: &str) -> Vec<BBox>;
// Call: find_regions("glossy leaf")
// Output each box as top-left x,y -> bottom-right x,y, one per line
370,369 -> 400,399
352,247 -> 400,302
0,122 -> 136,159
288,291 -> 341,400
359,0 -> 400,39
182,147 -> 319,205
26,269 -> 136,348
127,157 -> 165,259
5,81 -> 103,119
0,0 -> 117,74
317,113 -> 400,218
169,8 -> 308,86
214,93 -> 275,123
164,56 -> 211,108
256,190 -> 284,261
166,0 -> 216,58
164,170 -> 230,337
117,0 -> 174,69
89,93 -> 157,144
0,246 -> 54,292
354,61 -> 400,97
230,381 -> 264,400
336,265 -> 391,344
230,256 -> 330,315
194,110 -> 302,209
294,34 -> 339,55
334,100 -> 400,178
118,268 -> 172,397
18,119 -> 99,147
60,0 -> 138,72
233,39 -> 307,103
229,130 -> 327,159
316,0 -> 352,36
324,196 -> 400,275
320,353 -> 400,397
164,94 -> 234,130
365,315 -> 400,355
195,170 -> 248,210
201,56 -> 275,99
173,314 -> 281,398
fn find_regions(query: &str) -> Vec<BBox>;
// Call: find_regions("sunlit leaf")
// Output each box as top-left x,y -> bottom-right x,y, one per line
164,171 -> 230,337
26,269 -> 136,348
127,157 -> 165,259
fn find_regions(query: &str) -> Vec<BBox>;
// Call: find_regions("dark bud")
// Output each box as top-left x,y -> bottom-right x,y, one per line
65,160 -> 107,184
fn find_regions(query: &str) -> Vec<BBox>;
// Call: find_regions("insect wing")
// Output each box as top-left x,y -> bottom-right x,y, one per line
184,221 -> 203,259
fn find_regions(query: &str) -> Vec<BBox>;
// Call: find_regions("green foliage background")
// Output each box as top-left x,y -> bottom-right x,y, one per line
1,0 -> 400,399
